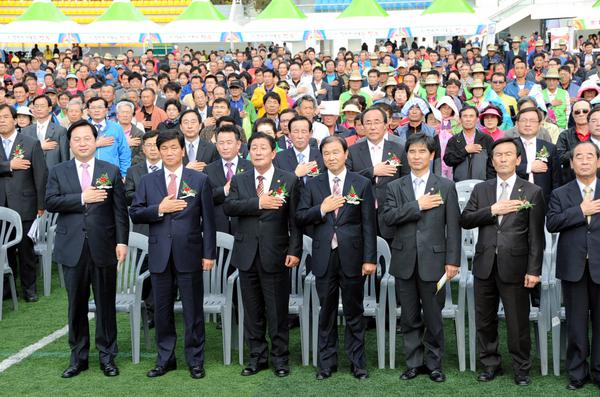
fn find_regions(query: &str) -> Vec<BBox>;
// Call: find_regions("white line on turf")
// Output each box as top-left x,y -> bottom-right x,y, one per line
0,313 -> 94,373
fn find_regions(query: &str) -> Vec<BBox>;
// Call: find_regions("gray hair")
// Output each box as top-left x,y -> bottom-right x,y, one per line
66,99 -> 83,111
294,94 -> 317,109
116,100 -> 135,114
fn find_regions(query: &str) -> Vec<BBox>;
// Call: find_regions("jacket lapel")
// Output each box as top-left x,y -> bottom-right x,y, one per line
10,133 -> 24,159
66,160 -> 81,193
45,122 -> 55,140
500,177 -> 525,228
423,173 -> 439,197
401,176 -> 416,202
336,171 -> 352,220
357,141 -> 373,168
154,169 -> 168,198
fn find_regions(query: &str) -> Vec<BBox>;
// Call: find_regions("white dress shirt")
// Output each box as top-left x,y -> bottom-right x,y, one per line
411,171 -> 430,200
321,168 -> 347,217
146,160 -> 162,173
91,119 -> 106,134
576,178 -> 596,200
164,165 -> 183,196
75,157 -> 95,205
222,156 -> 239,176
520,136 -> 537,178
496,173 -> 517,201
367,138 -> 385,167
591,136 -> 600,152
36,118 -> 50,142
293,145 -> 311,164
255,165 -> 275,209
185,137 -> 200,161
197,106 -> 208,121
2,130 -> 18,159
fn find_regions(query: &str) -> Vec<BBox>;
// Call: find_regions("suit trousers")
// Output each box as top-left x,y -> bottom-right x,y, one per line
63,239 -> 117,366
7,219 -> 36,294
239,253 -> 290,367
562,264 -> 600,383
396,269 -> 446,371
315,249 -> 366,370
151,255 -> 205,368
474,258 -> 531,375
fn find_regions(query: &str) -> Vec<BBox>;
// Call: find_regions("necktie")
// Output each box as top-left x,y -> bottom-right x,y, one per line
584,186 -> 593,224
297,152 -> 305,164
286,137 -> 293,149
149,164 -> 159,173
188,143 -> 196,161
371,144 -> 382,202
256,175 -> 264,197
225,162 -> 234,182
3,139 -> 11,159
525,141 -> 535,183
332,176 -> 341,249
498,181 -> 509,224
80,162 -> 91,192
94,123 -> 102,135
167,173 -> 177,197
413,178 -> 423,199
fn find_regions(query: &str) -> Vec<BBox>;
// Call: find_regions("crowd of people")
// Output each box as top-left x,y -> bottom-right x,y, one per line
1,31 -> 600,390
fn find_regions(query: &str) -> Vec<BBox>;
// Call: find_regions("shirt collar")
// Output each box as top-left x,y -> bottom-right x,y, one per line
222,156 -> 239,168
367,138 -> 385,150
185,137 -> 200,148
146,159 -> 162,171
411,171 -> 430,185
520,136 -> 536,145
75,157 -> 95,170
37,118 -> 50,130
293,145 -> 311,160
497,173 -> 517,190
164,165 -> 183,180
3,130 -> 18,143
576,178 -> 597,194
255,165 -> 275,180
328,167 -> 347,184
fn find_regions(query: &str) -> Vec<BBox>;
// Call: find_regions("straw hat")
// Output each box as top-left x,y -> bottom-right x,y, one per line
487,44 -> 497,52
471,63 -> 485,74
348,70 -> 363,81
383,77 -> 398,88
423,75 -> 440,86
10,56 -> 19,63
342,104 -> 361,113
116,54 -> 126,61
377,65 -> 393,74
467,80 -> 485,93
103,53 -> 114,61
369,53 -> 378,60
420,60 -> 432,74
535,39 -> 544,47
544,69 -> 560,80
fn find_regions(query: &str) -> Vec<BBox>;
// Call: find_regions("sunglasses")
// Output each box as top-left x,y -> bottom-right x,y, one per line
491,80 -> 505,84
574,109 -> 590,116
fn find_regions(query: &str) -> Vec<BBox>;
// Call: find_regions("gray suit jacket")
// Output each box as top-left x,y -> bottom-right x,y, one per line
125,161 -> 150,235
382,173 -> 461,281
22,122 -> 69,170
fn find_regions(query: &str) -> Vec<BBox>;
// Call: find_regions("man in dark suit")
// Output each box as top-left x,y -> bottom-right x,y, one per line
444,106 -> 495,182
513,107 -> 561,205
204,125 -> 252,234
22,94 -> 69,169
223,132 -> 302,378
382,133 -> 461,383
130,129 -> 216,379
0,104 -> 47,302
274,115 -> 325,183
346,107 -> 409,241
179,109 -> 219,173
45,119 -> 129,378
547,141 -> 600,391
460,137 -> 545,386
296,135 -> 376,381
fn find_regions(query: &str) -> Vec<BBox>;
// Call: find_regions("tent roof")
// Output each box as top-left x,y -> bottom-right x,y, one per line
176,0 -> 226,21
14,0 -> 70,22
338,0 -> 389,18
255,0 -> 307,20
594,0 -> 600,7
422,0 -> 475,15
95,0 -> 149,22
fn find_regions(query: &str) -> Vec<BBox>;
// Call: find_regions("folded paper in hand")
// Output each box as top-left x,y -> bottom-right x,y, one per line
27,216 -> 41,243
436,273 -> 448,294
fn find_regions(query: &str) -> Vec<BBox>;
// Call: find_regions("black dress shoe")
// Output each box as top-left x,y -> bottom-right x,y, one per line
316,366 -> 337,380
351,366 -> 369,380
24,293 -> 38,303
566,377 -> 588,390
147,362 -> 177,378
274,366 -> 290,377
477,368 -> 503,382
429,369 -> 446,383
189,366 -> 205,379
240,362 -> 268,376
61,362 -> 89,378
400,366 -> 427,380
514,374 -> 531,386
100,362 -> 119,377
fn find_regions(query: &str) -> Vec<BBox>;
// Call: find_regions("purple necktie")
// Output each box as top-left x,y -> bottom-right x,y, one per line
226,162 -> 234,182
80,163 -> 91,192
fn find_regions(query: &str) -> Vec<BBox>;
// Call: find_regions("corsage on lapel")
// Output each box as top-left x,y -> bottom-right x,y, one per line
95,173 -> 112,189
180,181 -> 197,199
385,152 -> 402,167
307,164 -> 320,177
516,188 -> 534,211
270,179 -> 288,203
12,144 -> 24,159
429,186 -> 444,204
344,185 -> 363,205
535,146 -> 549,162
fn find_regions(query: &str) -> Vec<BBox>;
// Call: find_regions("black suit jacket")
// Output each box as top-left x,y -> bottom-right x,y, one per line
276,135 -> 318,150
547,179 -> 600,284
460,177 -> 545,283
296,170 -> 377,278
22,122 -> 69,170
0,132 -> 47,221
45,159 -> 129,267
125,161 -> 151,235
514,138 -> 561,205
223,167 -> 302,273
346,139 -> 409,239
382,174 -> 461,282
203,157 -> 252,234
443,130 -> 495,182
273,146 -> 325,181
129,167 -> 217,273
311,81 -> 333,104
183,138 -> 219,165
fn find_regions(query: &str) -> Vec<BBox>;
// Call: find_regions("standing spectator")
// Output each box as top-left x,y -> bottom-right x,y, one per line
116,100 -> 145,166
136,88 -> 168,132
556,99 -> 591,184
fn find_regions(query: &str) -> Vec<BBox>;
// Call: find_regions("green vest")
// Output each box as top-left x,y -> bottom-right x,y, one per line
542,88 -> 568,130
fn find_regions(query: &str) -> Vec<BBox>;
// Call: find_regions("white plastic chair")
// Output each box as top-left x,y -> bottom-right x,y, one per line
88,232 -> 149,363
0,207 -> 21,320
309,236 -> 388,369
33,211 -> 58,296
175,232 -> 238,365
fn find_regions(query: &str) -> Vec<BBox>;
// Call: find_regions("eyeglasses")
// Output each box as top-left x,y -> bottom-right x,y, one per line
491,80 -> 505,84
574,109 -> 590,116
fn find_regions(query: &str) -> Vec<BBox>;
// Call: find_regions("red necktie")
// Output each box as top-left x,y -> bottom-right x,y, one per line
256,175 -> 264,196
167,173 -> 177,197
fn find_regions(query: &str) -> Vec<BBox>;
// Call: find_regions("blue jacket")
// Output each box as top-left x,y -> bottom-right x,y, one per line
395,123 -> 435,146
97,66 -> 118,84
504,79 -> 536,100
93,120 -> 131,176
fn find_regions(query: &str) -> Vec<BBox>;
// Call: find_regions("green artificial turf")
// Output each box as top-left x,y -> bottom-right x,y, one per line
0,274 -> 598,397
